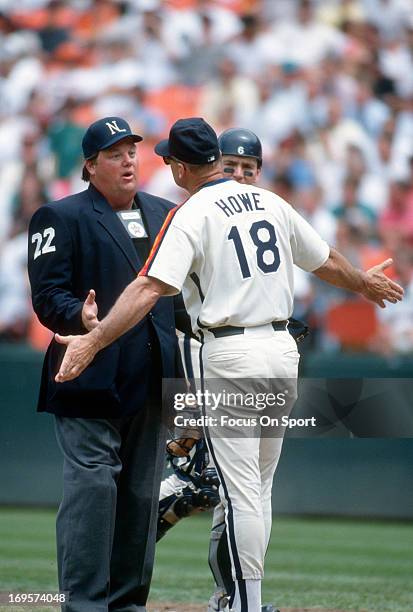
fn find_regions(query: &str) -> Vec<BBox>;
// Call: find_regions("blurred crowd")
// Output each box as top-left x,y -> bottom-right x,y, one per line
1,0 -> 413,356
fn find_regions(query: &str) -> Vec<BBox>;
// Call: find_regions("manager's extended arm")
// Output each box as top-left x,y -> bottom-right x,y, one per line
313,248 -> 403,308
55,275 -> 172,382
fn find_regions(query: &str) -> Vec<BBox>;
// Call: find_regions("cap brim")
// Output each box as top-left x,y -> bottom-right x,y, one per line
154,139 -> 170,157
98,132 -> 143,153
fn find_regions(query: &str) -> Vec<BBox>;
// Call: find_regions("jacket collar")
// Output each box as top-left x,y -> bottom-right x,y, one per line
88,184 -> 141,272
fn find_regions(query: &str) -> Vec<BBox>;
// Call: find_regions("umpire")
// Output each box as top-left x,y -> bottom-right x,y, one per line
28,117 -> 178,612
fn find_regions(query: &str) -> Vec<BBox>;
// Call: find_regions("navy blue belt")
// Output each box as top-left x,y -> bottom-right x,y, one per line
209,321 -> 288,338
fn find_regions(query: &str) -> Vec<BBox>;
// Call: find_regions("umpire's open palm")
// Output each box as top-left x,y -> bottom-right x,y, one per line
363,259 -> 404,308
54,333 -> 99,382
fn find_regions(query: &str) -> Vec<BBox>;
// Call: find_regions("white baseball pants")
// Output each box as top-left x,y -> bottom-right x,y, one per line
200,326 -> 299,583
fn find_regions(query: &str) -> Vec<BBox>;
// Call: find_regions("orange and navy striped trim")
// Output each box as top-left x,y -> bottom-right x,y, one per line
139,200 -> 187,277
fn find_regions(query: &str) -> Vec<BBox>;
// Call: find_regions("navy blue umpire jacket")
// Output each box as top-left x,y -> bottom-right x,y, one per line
28,183 -> 178,418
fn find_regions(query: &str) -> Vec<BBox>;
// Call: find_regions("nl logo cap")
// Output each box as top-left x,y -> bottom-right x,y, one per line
82,116 -> 143,159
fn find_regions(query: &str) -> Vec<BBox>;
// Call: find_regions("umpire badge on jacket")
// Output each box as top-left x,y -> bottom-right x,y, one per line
117,210 -> 148,239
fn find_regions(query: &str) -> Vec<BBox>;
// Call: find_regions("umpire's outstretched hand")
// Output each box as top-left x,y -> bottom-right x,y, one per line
55,333 -> 99,382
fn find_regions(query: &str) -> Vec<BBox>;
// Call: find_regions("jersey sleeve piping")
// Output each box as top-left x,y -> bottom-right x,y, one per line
139,199 -> 188,277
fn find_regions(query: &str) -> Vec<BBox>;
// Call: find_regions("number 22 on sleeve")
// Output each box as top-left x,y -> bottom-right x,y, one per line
32,227 -> 56,260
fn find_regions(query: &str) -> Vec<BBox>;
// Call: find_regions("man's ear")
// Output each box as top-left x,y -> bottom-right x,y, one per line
177,162 -> 186,181
85,156 -> 98,177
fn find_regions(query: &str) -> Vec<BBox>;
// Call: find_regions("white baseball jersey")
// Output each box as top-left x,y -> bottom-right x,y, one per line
140,178 -> 329,334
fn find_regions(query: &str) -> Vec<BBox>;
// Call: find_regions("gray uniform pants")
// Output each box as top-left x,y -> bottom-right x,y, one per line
54,404 -> 166,612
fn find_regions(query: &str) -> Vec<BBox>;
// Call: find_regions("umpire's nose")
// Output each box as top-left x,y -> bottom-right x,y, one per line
122,153 -> 134,166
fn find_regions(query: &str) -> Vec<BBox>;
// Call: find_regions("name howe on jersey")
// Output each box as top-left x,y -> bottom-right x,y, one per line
141,179 -> 329,333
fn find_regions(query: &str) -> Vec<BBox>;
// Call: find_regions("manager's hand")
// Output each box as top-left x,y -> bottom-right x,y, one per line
54,333 -> 99,382
363,259 -> 404,308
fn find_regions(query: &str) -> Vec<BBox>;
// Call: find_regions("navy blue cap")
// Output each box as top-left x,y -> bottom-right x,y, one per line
154,117 -> 220,165
82,116 -> 143,159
